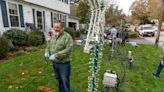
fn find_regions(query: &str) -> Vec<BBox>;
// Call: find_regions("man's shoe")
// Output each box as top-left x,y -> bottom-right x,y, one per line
153,73 -> 159,78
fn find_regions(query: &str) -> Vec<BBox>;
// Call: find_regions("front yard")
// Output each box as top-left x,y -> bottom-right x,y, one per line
0,44 -> 164,92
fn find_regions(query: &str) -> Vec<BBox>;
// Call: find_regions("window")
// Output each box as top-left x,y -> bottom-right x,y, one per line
58,0 -> 68,4
61,14 -> 66,27
8,3 -> 19,27
51,12 -> 67,27
64,0 -> 68,4
36,11 -> 43,29
53,12 -> 59,21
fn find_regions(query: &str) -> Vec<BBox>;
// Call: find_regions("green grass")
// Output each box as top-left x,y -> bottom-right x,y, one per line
0,44 -> 164,92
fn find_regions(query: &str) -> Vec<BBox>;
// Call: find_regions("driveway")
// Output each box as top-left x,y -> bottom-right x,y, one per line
129,32 -> 164,47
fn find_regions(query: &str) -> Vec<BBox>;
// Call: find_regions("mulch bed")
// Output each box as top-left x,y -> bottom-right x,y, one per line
0,46 -> 28,63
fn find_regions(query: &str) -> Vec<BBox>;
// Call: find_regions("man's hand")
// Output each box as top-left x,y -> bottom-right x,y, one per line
49,55 -> 56,61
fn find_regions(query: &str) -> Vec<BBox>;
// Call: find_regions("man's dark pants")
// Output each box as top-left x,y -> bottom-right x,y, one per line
53,62 -> 70,92
154,63 -> 163,77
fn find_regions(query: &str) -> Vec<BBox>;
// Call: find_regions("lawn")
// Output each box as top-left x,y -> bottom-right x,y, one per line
0,44 -> 164,92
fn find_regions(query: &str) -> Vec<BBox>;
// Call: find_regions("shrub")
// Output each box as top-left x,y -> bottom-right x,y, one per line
0,36 -> 9,59
129,32 -> 139,38
75,31 -> 81,37
3,29 -> 28,46
80,29 -> 87,34
64,27 -> 75,39
3,29 -> 14,40
31,29 -> 45,43
28,30 -> 44,46
8,40 -> 16,51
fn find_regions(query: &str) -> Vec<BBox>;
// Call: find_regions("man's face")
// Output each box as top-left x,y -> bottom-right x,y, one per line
53,23 -> 63,33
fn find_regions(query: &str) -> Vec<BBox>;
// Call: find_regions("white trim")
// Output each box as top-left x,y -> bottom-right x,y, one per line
31,6 -> 45,30
24,0 -> 70,14
60,14 -> 67,27
35,10 -> 44,30
7,1 -> 21,28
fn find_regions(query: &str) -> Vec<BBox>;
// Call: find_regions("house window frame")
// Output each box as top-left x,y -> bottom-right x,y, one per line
58,0 -> 68,4
64,0 -> 68,4
33,7 -> 44,30
53,12 -> 60,22
7,2 -> 21,28
36,10 -> 43,30
60,14 -> 67,27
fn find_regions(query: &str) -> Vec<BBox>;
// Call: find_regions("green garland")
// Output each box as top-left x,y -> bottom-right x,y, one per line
87,1 -> 105,92
88,42 -> 102,92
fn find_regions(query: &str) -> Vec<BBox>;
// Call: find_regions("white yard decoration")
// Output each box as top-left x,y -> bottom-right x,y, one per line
84,0 -> 110,92
84,0 -> 108,53
103,72 -> 117,87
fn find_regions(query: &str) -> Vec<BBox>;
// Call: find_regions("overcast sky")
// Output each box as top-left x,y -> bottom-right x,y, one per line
117,0 -> 136,15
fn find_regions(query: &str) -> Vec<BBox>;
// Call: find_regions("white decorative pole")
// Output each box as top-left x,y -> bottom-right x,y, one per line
84,0 -> 109,92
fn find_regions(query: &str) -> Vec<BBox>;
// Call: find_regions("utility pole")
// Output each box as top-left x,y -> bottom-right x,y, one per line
155,0 -> 164,45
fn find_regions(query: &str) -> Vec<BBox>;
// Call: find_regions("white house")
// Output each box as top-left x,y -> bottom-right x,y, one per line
0,0 -> 70,35
68,15 -> 79,30
68,4 -> 79,30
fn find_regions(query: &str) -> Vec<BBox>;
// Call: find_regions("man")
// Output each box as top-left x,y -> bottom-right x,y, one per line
110,25 -> 117,39
153,56 -> 164,77
45,20 -> 73,92
110,25 -> 118,50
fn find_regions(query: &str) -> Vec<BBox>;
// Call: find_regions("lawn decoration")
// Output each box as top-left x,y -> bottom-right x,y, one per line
128,51 -> 134,67
84,0 -> 109,92
103,70 -> 118,88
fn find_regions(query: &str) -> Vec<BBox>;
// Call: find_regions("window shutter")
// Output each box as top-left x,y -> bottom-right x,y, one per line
43,11 -> 45,32
32,8 -> 36,28
0,0 -> 9,27
51,12 -> 53,27
18,4 -> 24,27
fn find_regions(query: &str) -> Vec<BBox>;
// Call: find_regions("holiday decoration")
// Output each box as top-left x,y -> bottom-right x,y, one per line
84,0 -> 109,92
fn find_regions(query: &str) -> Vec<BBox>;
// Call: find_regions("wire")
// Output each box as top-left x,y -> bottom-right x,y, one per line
106,41 -> 127,92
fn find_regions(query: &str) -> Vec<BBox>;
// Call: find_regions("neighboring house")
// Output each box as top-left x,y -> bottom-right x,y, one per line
68,4 -> 79,30
0,0 -> 70,34
68,15 -> 79,30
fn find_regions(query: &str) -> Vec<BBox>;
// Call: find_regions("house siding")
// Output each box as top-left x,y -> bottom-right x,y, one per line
24,0 -> 70,14
0,0 -> 70,33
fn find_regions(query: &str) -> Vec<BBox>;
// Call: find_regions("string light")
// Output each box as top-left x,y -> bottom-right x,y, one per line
85,0 -> 107,92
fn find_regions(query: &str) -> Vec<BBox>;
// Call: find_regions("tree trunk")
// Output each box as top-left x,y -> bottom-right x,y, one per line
155,2 -> 164,46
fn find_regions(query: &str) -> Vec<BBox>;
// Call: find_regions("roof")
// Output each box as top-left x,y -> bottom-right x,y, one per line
69,15 -> 79,20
